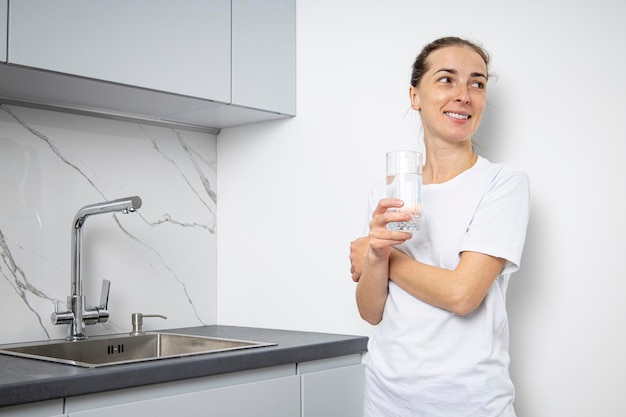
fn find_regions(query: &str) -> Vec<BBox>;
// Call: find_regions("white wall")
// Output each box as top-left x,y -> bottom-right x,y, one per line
218,0 -> 626,415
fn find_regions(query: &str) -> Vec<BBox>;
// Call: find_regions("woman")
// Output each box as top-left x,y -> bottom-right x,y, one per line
350,37 -> 530,416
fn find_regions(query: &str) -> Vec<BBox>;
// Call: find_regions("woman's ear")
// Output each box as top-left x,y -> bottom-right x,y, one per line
409,86 -> 420,110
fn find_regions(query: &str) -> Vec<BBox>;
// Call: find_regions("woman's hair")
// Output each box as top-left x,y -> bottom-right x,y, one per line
410,37 -> 491,87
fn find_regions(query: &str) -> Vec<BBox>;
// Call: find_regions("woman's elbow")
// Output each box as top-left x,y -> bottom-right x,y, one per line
450,302 -> 478,317
359,310 -> 382,325
447,290 -> 483,317
357,299 -> 383,324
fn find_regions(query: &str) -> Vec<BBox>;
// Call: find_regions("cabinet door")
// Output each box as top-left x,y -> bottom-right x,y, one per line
0,399 -> 65,417
301,364 -> 365,417
232,0 -> 296,115
8,0 -> 230,102
68,375 -> 300,417
0,0 -> 6,62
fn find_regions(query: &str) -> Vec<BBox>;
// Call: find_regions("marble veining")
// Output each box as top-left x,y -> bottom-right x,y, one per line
0,227 -> 54,339
0,104 -> 217,344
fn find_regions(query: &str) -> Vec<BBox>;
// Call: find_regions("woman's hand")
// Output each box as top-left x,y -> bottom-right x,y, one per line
349,237 -> 369,282
350,198 -> 413,282
367,198 -> 414,258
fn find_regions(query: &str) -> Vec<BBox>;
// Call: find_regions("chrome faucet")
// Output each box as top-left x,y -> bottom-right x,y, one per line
51,196 -> 142,341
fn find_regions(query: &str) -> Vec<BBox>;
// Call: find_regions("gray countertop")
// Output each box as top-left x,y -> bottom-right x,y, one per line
0,325 -> 368,407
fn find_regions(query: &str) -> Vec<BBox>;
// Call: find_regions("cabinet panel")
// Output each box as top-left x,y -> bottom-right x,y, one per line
65,364 -> 296,413
9,0 -> 230,102
0,399 -> 65,417
1,0 -> 6,62
301,364 -> 365,417
232,0 -> 296,115
2,0 -> 296,129
68,375 -> 300,417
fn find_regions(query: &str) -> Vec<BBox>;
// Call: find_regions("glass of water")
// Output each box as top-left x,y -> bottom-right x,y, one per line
386,150 -> 422,231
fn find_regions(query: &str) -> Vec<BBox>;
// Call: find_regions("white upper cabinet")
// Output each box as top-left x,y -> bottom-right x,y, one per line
0,0 -> 295,130
9,0 -> 231,103
232,0 -> 296,115
0,0 -> 6,62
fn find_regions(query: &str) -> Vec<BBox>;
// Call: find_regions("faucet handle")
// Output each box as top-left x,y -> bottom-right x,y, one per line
99,279 -> 111,309
50,300 -> 73,325
130,312 -> 167,335
88,279 -> 111,324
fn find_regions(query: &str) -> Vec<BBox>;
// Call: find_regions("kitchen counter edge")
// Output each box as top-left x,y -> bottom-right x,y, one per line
0,325 -> 369,407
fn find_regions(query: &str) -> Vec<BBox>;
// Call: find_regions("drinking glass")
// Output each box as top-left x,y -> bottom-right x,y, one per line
386,150 -> 422,231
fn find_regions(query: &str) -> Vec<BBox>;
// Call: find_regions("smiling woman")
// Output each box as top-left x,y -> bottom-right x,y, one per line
349,37 -> 530,417
409,39 -> 489,183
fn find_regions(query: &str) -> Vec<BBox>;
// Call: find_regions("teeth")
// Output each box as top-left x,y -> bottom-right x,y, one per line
445,112 -> 470,120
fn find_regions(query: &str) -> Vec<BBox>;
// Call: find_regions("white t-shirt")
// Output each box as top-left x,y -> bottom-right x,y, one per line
363,156 -> 530,417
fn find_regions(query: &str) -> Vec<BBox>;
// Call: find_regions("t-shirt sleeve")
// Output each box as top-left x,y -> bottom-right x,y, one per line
460,166 -> 530,275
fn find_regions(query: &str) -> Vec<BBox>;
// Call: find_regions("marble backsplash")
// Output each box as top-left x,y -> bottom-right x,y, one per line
0,105 -> 217,344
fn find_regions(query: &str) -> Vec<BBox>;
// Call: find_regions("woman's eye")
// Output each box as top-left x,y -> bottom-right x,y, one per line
439,77 -> 452,84
471,81 -> 486,89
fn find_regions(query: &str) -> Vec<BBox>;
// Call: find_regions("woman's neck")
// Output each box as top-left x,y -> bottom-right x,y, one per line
422,142 -> 478,184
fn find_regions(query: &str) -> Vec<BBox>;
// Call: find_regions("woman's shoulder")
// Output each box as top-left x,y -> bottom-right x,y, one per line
476,157 -> 530,202
477,156 -> 529,183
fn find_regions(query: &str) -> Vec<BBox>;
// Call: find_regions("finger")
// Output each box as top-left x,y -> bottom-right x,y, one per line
374,198 -> 404,214
382,211 -> 415,225
370,211 -> 414,231
372,227 -> 413,239
369,230 -> 413,250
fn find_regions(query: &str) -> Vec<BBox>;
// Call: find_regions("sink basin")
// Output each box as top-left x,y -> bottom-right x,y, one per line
0,332 -> 276,368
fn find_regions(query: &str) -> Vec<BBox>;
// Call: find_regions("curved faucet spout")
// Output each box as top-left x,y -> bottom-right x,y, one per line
73,196 -> 142,229
53,196 -> 142,341
72,196 -> 142,289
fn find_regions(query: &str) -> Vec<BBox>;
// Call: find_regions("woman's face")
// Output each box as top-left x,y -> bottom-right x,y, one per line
410,46 -> 488,145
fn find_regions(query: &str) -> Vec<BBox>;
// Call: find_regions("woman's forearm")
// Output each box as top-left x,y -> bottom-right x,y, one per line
356,250 -> 390,325
389,249 -> 506,316
353,198 -> 416,324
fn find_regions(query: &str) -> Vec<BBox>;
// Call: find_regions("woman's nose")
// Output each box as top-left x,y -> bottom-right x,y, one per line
455,85 -> 470,103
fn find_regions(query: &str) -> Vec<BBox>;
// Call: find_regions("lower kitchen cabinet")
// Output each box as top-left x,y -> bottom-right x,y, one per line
53,355 -> 364,417
0,399 -> 64,417
299,355 -> 365,417
65,365 -> 298,417
68,375 -> 300,417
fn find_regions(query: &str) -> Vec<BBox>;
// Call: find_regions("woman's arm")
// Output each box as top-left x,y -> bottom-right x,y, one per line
354,243 -> 390,325
351,198 -> 413,324
389,249 -> 506,316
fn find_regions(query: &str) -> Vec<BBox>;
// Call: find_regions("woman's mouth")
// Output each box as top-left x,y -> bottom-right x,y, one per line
444,111 -> 470,120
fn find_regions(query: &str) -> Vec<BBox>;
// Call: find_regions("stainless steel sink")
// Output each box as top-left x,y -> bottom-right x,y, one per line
0,333 -> 276,368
